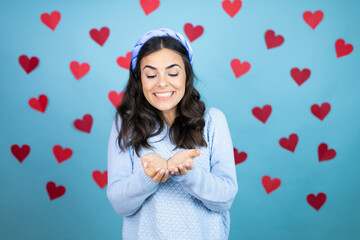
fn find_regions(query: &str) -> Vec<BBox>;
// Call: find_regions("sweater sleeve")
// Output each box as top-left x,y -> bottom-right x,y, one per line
170,107 -> 238,212
106,115 -> 159,217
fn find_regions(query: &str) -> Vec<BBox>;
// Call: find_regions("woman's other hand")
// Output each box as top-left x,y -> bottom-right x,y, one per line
168,149 -> 201,176
141,153 -> 170,183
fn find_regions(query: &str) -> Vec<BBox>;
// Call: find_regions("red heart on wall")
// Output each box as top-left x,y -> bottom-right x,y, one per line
265,30 -> 284,49
117,52 -> 131,69
311,102 -> 330,120
28,94 -> 48,113
19,55 -> 39,74
231,59 -> 250,78
222,0 -> 242,18
290,68 -> 311,86
90,27 -> 110,46
184,23 -> 204,42
233,148 -> 247,165
74,114 -> 93,133
252,105 -> 272,123
140,0 -> 160,15
46,181 -> 66,200
53,145 -> 73,164
70,61 -> 90,80
11,144 -> 30,163
92,170 -> 108,189
335,39 -> 353,58
108,91 -> 124,108
40,11 -> 61,31
318,143 -> 336,162
279,133 -> 298,152
307,193 -> 326,211
262,175 -> 281,194
303,10 -> 323,30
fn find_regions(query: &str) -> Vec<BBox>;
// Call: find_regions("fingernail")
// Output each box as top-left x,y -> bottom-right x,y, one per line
174,168 -> 178,172
144,162 -> 147,168
160,169 -> 165,174
178,164 -> 183,169
156,167 -> 160,172
186,163 -> 190,167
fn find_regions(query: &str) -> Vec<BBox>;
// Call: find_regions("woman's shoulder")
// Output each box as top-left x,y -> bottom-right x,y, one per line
204,107 -> 227,123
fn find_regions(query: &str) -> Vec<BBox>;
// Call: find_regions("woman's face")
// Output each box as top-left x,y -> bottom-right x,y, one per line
140,48 -> 186,124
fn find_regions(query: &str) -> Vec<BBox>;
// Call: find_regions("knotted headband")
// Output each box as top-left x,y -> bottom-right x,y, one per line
130,28 -> 194,71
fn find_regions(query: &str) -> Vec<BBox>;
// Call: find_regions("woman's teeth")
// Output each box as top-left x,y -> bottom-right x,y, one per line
154,91 -> 174,97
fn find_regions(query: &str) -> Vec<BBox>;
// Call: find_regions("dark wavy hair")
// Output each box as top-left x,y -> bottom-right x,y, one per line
114,36 -> 207,158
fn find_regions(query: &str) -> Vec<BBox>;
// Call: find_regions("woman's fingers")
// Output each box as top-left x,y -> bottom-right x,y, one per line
178,164 -> 188,175
152,169 -> 165,183
160,170 -> 169,183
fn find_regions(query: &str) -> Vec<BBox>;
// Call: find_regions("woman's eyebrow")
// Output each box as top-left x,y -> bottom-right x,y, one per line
143,63 -> 181,70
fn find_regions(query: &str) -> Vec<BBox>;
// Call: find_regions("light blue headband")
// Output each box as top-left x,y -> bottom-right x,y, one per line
130,28 -> 194,71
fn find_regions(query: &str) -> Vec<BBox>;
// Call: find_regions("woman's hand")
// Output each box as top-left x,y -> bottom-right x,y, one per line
141,153 -> 170,183
167,149 -> 201,176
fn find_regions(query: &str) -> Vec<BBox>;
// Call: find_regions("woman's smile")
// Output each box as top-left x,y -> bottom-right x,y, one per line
153,91 -> 175,100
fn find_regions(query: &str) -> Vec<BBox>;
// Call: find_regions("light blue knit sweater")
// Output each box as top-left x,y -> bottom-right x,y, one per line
106,107 -> 238,240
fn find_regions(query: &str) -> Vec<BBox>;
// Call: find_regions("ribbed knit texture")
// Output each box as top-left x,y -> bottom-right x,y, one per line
106,107 -> 238,240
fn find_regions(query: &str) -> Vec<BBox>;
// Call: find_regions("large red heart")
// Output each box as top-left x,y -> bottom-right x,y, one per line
279,133 -> 298,152
252,105 -> 272,123
74,114 -> 93,133
19,55 -> 39,74
290,68 -> 311,86
184,23 -> 204,42
116,52 -> 131,69
28,94 -> 48,113
70,61 -> 90,80
303,10 -> 323,30
231,59 -> 251,78
262,175 -> 281,194
222,0 -> 242,18
90,27 -> 110,46
11,144 -> 30,163
92,170 -> 108,189
46,181 -> 66,200
318,143 -> 336,162
311,102 -> 330,121
40,11 -> 61,31
108,91 -> 124,108
140,0 -> 160,15
53,145 -> 73,164
307,192 -> 326,211
265,30 -> 284,49
233,148 -> 247,165
335,39 -> 353,58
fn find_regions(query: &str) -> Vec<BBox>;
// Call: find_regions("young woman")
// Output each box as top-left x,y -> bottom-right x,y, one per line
106,28 -> 238,239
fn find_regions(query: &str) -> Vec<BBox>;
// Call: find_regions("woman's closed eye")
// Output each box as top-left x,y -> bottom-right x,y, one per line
146,73 -> 178,79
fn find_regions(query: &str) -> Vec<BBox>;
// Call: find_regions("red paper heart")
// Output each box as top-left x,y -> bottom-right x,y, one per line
231,59 -> 251,78
233,147 -> 247,165
46,181 -> 66,200
11,144 -> 30,163
40,11 -> 61,31
279,133 -> 298,152
92,170 -> 108,189
303,10 -> 323,30
307,192 -> 326,211
108,91 -> 124,108
70,61 -> 90,80
53,145 -> 73,164
265,30 -> 284,49
262,175 -> 281,194
222,0 -> 242,18
335,39 -> 353,58
140,0 -> 160,15
318,143 -> 336,162
74,114 -> 93,133
116,52 -> 131,70
252,105 -> 272,123
290,68 -> 311,86
184,23 -> 204,42
19,55 -> 39,74
311,102 -> 330,121
28,94 -> 48,113
90,27 -> 110,46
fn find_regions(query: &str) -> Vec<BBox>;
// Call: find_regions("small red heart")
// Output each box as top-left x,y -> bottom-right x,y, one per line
265,30 -> 284,49
318,143 -> 336,162
70,61 -> 90,80
184,23 -> 204,42
19,55 -> 39,74
92,170 -> 108,189
46,181 -> 66,200
74,114 -> 93,133
53,145 -> 73,164
307,192 -> 326,211
40,11 -> 61,31
311,102 -> 330,121
90,27 -> 110,46
222,0 -> 242,18
252,105 -> 272,123
290,68 -> 311,86
262,175 -> 281,194
279,134 -> 298,152
140,0 -> 160,15
231,59 -> 251,78
11,144 -> 30,163
335,39 -> 353,58
233,147 -> 247,165
303,10 -> 323,30
108,91 -> 124,108
28,94 -> 48,113
116,52 -> 131,70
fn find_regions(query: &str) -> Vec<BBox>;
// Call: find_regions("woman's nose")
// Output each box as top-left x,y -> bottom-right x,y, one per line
157,74 -> 168,87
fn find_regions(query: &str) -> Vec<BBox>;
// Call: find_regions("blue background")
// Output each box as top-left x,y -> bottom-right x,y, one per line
1,0 -> 359,239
